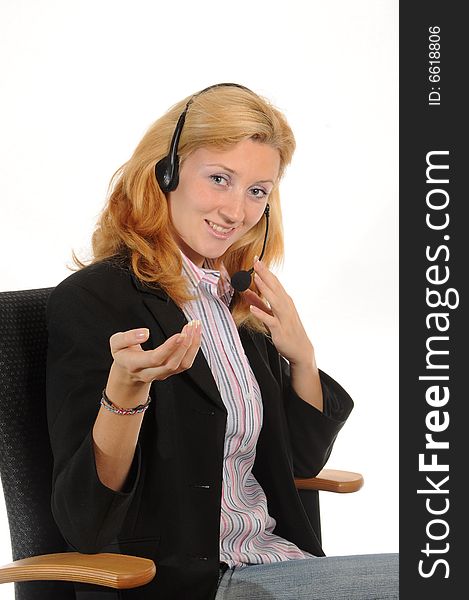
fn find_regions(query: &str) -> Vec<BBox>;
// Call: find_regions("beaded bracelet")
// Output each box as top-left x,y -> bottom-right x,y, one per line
100,388 -> 152,416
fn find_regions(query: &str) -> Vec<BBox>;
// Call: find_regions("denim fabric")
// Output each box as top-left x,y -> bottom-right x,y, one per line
215,554 -> 398,600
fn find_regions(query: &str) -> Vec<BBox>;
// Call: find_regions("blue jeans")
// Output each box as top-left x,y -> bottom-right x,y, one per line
215,554 -> 399,600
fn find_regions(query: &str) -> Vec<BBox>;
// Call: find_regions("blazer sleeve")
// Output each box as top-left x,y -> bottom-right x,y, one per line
265,334 -> 354,478
46,280 -> 141,553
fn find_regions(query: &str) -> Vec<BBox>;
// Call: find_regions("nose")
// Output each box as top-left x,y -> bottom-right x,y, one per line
218,189 -> 245,225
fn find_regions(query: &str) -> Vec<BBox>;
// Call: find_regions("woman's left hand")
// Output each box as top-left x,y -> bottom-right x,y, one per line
243,259 -> 315,367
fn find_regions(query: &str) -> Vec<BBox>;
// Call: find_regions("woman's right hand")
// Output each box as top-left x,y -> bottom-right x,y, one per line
109,320 -> 202,386
93,324 -> 201,490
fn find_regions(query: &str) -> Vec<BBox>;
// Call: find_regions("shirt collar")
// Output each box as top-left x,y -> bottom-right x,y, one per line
180,250 -> 235,305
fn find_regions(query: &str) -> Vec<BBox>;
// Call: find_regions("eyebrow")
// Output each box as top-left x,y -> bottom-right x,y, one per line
205,163 -> 275,185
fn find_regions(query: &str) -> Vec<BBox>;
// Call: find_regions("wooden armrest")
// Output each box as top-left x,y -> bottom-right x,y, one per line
295,469 -> 364,493
0,552 -> 156,589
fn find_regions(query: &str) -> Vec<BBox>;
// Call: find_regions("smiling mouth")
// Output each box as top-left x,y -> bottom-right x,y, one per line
205,220 -> 236,234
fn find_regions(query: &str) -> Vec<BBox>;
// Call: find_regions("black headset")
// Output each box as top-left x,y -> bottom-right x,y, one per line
154,83 -> 270,292
155,83 -> 252,193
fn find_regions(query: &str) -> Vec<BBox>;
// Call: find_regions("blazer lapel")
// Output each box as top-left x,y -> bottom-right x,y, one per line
132,277 -> 225,410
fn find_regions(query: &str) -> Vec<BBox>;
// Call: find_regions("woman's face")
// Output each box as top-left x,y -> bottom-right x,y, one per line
167,138 -> 280,267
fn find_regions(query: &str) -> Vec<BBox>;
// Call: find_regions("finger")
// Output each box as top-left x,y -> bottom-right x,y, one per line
177,320 -> 202,369
249,304 -> 277,329
124,333 -> 196,381
150,321 -> 197,363
119,333 -> 184,372
253,259 -> 282,290
113,322 -> 201,380
110,328 -> 149,354
150,321 -> 201,378
242,289 -> 274,316
162,321 -> 198,366
253,262 -> 289,306
253,263 -> 292,314
253,273 -> 279,312
115,322 -> 192,371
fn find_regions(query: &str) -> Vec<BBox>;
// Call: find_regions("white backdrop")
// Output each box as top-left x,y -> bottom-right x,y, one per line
0,0 -> 398,596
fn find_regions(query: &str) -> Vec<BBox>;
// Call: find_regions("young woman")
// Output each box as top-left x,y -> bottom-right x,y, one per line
46,83 -> 398,599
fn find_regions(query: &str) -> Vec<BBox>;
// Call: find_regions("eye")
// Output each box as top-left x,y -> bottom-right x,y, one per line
210,174 -> 229,186
249,187 -> 269,199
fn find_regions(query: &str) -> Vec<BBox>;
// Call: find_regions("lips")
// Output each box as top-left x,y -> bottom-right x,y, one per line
205,220 -> 236,239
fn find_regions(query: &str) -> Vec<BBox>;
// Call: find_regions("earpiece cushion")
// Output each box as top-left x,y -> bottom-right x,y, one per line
155,156 -> 179,192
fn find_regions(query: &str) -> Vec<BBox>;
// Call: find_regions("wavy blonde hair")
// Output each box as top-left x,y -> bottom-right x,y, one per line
78,84 -> 296,332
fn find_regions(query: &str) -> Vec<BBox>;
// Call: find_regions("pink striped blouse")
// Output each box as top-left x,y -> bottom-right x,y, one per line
180,251 -> 312,568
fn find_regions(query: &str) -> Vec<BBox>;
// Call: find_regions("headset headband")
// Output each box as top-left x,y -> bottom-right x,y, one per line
155,83 -> 254,193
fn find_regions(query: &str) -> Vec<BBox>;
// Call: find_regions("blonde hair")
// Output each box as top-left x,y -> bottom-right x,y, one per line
78,85 -> 296,332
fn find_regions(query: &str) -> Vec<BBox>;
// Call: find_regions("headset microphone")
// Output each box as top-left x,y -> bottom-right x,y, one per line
230,203 -> 270,292
155,83 -> 271,293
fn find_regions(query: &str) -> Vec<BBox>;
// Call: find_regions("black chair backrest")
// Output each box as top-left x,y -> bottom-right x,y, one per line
0,288 -> 75,600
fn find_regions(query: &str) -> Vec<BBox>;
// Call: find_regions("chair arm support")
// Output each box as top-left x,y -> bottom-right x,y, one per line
0,471 -> 362,589
295,469 -> 364,493
0,552 -> 156,589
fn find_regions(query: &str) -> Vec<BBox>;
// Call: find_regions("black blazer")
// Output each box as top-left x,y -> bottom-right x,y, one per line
46,259 -> 353,600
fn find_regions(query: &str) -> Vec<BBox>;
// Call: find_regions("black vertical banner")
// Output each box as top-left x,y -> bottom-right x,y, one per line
400,2 -> 466,598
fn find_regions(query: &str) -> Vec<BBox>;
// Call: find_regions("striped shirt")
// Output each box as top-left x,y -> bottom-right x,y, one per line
180,251 -> 311,567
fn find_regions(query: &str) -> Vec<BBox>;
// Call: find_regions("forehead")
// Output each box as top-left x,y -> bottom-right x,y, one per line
186,139 -> 281,179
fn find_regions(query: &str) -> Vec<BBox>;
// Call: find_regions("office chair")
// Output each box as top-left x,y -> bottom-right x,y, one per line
0,287 -> 363,599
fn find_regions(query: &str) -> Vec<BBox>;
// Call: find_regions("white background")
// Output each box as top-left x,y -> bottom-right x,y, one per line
0,0 -> 398,596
